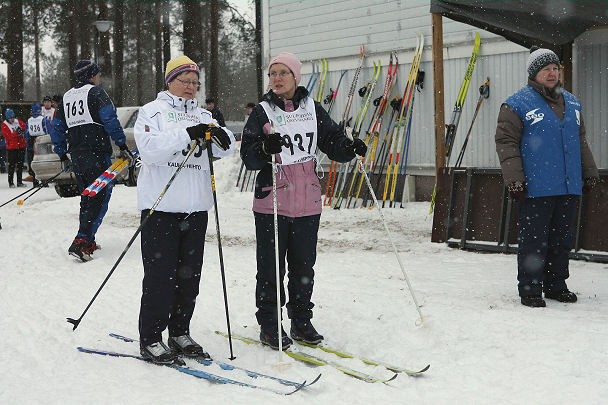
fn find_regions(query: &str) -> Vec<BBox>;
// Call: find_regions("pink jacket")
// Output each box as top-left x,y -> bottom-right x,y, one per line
252,159 -> 322,217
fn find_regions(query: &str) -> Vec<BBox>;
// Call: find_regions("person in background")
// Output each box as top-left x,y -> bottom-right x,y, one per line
0,115 -> 6,174
25,104 -> 52,187
1,109 -> 27,188
134,55 -> 234,364
51,95 -> 61,110
205,97 -> 226,127
241,52 -> 367,350
495,46 -> 599,308
50,60 -> 130,262
42,95 -> 56,121
244,102 -> 255,125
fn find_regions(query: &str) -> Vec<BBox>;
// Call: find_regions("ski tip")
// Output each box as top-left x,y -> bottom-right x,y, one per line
109,333 -> 135,342
287,380 -> 307,395
382,373 -> 398,384
308,373 -> 322,386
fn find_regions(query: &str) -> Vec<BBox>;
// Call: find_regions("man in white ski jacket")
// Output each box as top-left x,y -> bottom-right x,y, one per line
134,55 -> 234,365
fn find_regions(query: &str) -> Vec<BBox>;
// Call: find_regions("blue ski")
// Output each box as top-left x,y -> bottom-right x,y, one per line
109,333 -> 321,388
77,346 -> 305,395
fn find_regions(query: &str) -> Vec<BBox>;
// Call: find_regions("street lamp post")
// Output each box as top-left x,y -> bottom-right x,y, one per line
93,13 -> 113,94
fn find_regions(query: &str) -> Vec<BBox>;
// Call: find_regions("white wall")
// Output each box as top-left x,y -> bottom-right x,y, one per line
261,0 -> 606,172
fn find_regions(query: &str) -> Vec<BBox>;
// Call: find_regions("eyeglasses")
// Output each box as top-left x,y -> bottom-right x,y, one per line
268,71 -> 293,78
175,78 -> 201,87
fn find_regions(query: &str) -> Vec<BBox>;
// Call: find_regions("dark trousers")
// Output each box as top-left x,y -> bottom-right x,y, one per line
139,210 -> 208,346
72,152 -> 113,242
7,148 -> 25,185
27,137 -> 36,179
0,147 -> 6,172
517,194 -> 578,297
254,212 -> 320,330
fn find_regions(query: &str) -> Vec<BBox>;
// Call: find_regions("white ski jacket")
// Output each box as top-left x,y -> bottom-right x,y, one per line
134,91 -> 235,213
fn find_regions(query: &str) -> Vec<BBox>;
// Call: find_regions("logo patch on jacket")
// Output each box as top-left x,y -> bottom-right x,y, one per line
525,108 -> 544,125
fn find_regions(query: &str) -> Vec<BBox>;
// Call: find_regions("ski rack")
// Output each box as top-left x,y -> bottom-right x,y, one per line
432,167 -> 608,263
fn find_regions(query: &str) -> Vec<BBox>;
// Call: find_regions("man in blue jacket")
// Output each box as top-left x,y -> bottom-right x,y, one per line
51,60 -> 131,262
495,47 -> 599,308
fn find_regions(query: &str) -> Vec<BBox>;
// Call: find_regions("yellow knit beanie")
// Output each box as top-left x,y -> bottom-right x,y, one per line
165,56 -> 199,85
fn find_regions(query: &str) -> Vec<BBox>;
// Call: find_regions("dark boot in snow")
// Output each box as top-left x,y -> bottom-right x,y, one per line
545,289 -> 577,303
68,238 -> 93,262
521,296 -> 546,308
290,319 -> 324,344
260,326 -> 292,350
140,341 -> 184,365
168,335 -> 211,360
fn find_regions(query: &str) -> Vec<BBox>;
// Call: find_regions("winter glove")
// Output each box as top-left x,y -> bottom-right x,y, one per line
208,126 -> 231,151
16,126 -> 25,137
582,177 -> 598,194
507,181 -> 527,203
186,123 -> 210,142
118,143 -> 136,167
344,137 -> 367,157
60,154 -> 72,173
261,133 -> 284,155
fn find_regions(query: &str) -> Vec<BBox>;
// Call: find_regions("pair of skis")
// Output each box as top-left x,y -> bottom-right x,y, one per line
81,149 -> 139,196
216,330 -> 430,383
78,333 -> 321,396
324,45 -> 366,206
430,32 -> 481,214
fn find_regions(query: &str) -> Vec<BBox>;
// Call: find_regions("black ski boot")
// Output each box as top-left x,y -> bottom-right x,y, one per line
521,296 -> 546,308
260,326 -> 293,350
168,335 -> 211,360
68,238 -> 92,262
545,289 -> 577,303
290,319 -> 324,344
140,341 -> 184,365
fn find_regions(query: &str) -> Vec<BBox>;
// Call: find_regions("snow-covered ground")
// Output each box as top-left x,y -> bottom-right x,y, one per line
1,150 -> 607,405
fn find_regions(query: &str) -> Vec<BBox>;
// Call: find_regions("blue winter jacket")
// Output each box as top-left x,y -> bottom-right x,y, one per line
506,86 -> 583,197
51,82 -> 126,158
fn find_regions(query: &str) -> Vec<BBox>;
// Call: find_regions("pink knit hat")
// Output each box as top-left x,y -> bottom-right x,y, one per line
268,52 -> 302,85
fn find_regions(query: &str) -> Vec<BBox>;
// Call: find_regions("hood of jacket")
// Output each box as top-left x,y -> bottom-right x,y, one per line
156,90 -> 200,113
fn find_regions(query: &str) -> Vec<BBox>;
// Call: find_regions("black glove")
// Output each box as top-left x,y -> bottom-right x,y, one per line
16,127 -> 24,136
186,123 -> 210,141
344,137 -> 367,157
507,181 -> 527,202
582,177 -> 598,194
209,126 -> 231,151
262,133 -> 284,155
118,143 -> 136,167
60,154 -> 72,173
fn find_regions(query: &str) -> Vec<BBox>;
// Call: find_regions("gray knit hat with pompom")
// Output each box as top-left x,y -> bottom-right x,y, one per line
526,46 -> 560,79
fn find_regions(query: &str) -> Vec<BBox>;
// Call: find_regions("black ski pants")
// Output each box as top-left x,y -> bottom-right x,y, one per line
71,151 -> 113,242
517,194 -> 578,297
6,148 -> 25,185
139,210 -> 208,346
254,212 -> 320,330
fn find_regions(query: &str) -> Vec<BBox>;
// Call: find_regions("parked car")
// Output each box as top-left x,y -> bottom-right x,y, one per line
31,106 -> 140,197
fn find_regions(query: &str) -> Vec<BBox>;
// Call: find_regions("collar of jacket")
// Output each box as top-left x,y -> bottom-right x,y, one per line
262,86 -> 309,110
528,78 -> 562,103
157,90 -> 199,112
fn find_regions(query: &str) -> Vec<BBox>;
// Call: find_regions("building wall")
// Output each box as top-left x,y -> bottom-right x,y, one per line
261,0 -> 606,173
574,28 -> 608,169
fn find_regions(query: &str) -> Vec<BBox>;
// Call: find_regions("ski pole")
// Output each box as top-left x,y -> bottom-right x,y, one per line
0,170 -> 63,208
67,141 -> 200,331
268,123 -> 285,357
205,128 -> 236,361
357,157 -> 424,323
454,77 -> 490,168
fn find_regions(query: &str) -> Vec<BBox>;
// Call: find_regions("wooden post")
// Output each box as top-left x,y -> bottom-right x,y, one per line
561,41 -> 573,92
432,13 -> 446,177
